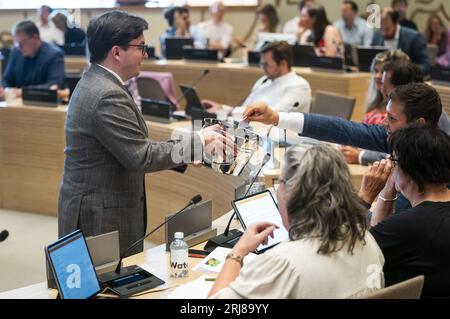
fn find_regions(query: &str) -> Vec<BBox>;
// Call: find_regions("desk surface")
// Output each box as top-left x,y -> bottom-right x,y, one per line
0,210 -> 239,299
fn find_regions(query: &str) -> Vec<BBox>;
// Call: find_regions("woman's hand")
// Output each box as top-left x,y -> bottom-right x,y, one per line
359,159 -> 393,205
232,222 -> 279,257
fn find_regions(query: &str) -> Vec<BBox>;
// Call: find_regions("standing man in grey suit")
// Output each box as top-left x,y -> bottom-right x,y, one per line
58,11 -> 227,257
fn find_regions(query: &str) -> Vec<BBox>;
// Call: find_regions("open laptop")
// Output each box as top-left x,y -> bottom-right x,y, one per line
430,66 -> 450,86
357,46 -> 388,72
45,229 -> 102,299
164,37 -> 194,60
179,84 -> 204,116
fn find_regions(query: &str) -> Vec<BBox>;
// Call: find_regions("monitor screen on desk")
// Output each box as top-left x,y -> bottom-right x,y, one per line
164,37 -> 194,60
232,190 -> 289,254
357,46 -> 388,72
45,230 -> 101,299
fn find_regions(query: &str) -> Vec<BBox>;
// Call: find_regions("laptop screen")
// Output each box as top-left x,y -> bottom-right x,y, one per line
46,230 -> 101,299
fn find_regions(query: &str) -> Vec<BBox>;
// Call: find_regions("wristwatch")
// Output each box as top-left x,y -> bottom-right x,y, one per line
226,253 -> 244,267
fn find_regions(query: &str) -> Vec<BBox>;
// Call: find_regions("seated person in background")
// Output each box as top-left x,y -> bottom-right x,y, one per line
363,50 -> 410,126
371,7 -> 430,74
202,41 -> 311,118
359,126 -> 450,298
50,10 -> 86,46
392,0 -> 417,31
283,0 -> 314,38
342,59 -> 450,166
242,82 -> 449,212
334,0 -> 373,47
36,5 -> 63,45
424,14 -> 450,68
246,4 -> 282,51
160,6 -> 206,56
208,144 -> 384,299
301,3 -> 344,57
197,1 -> 233,58
0,20 -> 65,99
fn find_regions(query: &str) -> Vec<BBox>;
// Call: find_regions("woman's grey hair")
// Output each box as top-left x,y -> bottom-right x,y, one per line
281,144 -> 368,255
365,49 -> 409,113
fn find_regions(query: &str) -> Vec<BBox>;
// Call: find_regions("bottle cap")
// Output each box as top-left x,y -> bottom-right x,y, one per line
174,232 -> 184,239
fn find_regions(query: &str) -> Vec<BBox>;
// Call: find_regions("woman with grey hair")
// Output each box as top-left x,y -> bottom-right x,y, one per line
208,144 -> 384,299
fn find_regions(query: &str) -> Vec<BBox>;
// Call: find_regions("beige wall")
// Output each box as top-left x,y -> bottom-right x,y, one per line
0,0 -> 449,51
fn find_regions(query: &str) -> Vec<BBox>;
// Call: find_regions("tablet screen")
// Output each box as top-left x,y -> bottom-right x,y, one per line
233,190 -> 289,253
46,230 -> 101,299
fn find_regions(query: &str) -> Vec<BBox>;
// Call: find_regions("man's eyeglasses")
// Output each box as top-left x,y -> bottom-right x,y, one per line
126,44 -> 148,56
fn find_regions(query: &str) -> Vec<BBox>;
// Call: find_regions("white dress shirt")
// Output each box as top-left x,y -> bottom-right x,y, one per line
197,19 -> 233,50
37,22 -> 64,45
334,17 -> 374,46
383,25 -> 401,50
283,16 -> 300,34
226,71 -> 311,118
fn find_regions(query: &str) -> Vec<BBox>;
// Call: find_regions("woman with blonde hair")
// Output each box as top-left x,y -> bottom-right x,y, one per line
208,144 -> 384,299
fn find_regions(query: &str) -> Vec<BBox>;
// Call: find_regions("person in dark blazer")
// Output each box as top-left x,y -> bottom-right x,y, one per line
0,20 -> 65,98
58,11 -> 228,257
371,8 -> 430,74
242,82 -> 450,211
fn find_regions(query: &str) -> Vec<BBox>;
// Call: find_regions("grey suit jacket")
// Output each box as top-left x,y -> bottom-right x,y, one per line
58,64 -> 200,256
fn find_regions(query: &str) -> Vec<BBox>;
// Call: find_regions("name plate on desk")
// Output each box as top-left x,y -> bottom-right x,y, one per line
431,67 -> 450,86
183,48 -> 219,62
141,98 -> 172,123
22,88 -> 58,107
310,56 -> 344,73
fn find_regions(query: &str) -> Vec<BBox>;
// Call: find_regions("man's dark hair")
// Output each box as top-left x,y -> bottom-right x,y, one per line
87,10 -> 148,63
12,20 -> 40,37
163,6 -> 189,27
343,0 -> 358,13
40,5 -> 53,14
390,82 -> 442,126
389,125 -> 450,193
384,60 -> 424,86
385,9 -> 400,24
391,0 -> 408,7
260,41 -> 293,69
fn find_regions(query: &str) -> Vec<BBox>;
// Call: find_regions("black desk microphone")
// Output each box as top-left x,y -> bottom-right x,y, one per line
97,195 -> 202,297
0,230 -> 8,242
174,69 -> 210,106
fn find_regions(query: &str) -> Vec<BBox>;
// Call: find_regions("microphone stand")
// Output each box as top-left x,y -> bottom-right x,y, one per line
98,195 -> 202,298
204,154 -> 271,251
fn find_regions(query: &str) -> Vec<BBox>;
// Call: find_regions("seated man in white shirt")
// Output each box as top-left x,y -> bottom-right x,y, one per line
202,41 -> 311,119
36,5 -> 63,45
197,1 -> 233,58
334,0 -> 373,46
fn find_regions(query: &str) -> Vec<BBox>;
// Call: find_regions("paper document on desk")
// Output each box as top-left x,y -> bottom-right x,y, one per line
192,247 -> 257,274
168,275 -> 215,299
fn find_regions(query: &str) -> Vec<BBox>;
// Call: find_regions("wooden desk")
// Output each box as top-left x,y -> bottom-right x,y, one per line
0,101 -> 244,244
65,57 -> 371,122
0,211 -> 239,299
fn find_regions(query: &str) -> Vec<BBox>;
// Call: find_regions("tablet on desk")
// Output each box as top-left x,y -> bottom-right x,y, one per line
45,229 -> 101,299
232,190 -> 289,254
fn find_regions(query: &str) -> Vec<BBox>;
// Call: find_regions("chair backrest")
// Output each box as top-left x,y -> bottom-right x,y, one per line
137,71 -> 179,109
310,90 -> 356,120
427,44 -> 438,67
136,77 -> 167,101
362,275 -> 425,299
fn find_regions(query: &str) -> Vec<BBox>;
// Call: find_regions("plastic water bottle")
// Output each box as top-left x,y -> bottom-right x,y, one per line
170,232 -> 189,278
